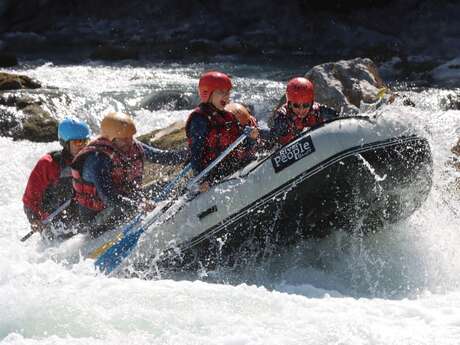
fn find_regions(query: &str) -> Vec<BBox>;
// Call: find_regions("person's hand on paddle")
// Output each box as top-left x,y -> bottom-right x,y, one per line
199,181 -> 210,193
249,127 -> 259,140
140,199 -> 157,213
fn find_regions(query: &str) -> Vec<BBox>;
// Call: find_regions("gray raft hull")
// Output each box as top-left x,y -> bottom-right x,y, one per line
118,115 -> 433,277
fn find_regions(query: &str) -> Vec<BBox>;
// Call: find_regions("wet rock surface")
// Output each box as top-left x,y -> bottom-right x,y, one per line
431,57 -> 460,88
139,121 -> 188,187
0,72 -> 41,90
305,57 -> 385,114
138,120 -> 187,151
139,90 -> 198,111
0,94 -> 58,141
0,73 -> 69,142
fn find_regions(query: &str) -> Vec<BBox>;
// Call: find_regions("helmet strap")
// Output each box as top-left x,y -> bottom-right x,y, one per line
61,146 -> 73,161
59,139 -> 68,148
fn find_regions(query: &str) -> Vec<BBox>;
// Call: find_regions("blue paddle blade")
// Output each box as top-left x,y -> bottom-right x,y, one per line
95,227 -> 144,274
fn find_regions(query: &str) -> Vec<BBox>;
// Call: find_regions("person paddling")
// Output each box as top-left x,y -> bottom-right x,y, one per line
72,112 -> 187,237
270,77 -> 338,145
22,117 -> 91,235
185,71 -> 259,192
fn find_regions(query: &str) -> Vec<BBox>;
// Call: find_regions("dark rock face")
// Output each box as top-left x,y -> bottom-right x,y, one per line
90,44 -> 140,61
0,1 -> 458,61
0,52 -> 18,67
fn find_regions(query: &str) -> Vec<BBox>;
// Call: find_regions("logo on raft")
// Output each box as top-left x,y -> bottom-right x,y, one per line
271,136 -> 315,173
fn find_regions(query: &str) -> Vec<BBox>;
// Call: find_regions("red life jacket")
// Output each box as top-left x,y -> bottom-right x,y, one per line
185,104 -> 243,168
71,137 -> 145,211
23,150 -> 74,220
275,103 -> 324,145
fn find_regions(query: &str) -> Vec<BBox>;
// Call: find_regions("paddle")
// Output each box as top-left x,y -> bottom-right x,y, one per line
359,87 -> 395,113
87,163 -> 192,260
20,199 -> 72,242
94,128 -> 252,274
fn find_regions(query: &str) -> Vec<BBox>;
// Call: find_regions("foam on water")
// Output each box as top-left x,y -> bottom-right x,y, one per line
1,62 -> 460,344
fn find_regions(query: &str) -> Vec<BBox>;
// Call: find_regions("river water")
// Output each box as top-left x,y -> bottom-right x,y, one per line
1,60 -> 460,344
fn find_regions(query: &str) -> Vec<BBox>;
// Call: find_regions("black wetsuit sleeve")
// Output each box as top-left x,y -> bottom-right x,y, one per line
188,116 -> 210,174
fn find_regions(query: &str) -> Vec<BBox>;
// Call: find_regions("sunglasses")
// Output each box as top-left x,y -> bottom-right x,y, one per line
291,103 -> 312,109
71,139 -> 89,146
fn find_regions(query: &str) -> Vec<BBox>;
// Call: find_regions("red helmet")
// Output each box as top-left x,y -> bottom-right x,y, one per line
198,71 -> 232,102
286,77 -> 314,104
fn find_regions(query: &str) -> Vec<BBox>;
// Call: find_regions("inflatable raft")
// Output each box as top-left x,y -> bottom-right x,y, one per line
90,113 -> 432,277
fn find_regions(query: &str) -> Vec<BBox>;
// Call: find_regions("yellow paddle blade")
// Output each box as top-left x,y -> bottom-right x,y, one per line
376,87 -> 389,100
88,232 -> 123,259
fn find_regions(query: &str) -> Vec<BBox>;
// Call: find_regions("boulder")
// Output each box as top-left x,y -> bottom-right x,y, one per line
18,104 -> 58,142
0,72 -> 41,90
0,94 -> 58,141
305,57 -> 385,114
138,120 -> 188,187
139,90 -> 198,111
138,120 -> 187,150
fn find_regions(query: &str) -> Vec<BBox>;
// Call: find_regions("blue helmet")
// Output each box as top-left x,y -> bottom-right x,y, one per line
58,117 -> 91,142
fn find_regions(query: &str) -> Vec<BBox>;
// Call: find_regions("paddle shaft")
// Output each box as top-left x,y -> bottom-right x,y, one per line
143,131 -> 250,231
20,199 -> 72,242
153,163 -> 192,203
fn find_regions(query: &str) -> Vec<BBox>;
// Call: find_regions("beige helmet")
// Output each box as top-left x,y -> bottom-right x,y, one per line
100,112 -> 136,140
225,103 -> 256,127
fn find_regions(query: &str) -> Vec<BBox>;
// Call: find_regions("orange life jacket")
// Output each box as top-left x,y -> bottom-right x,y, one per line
71,137 -> 145,211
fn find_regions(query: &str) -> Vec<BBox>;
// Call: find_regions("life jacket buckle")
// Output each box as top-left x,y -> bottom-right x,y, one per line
224,121 -> 233,130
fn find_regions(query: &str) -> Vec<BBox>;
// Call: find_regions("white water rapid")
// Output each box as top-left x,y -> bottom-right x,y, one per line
1,62 -> 460,344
